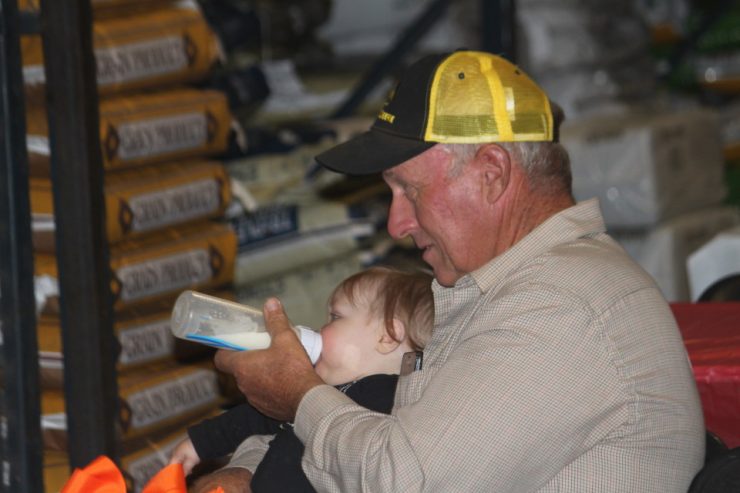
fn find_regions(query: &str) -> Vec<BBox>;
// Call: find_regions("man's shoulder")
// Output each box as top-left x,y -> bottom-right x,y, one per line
497,232 -> 662,315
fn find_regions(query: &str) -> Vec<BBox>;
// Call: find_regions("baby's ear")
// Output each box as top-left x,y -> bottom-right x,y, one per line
377,318 -> 407,354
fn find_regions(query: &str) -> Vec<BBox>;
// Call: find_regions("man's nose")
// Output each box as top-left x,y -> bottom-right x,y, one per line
386,197 -> 417,240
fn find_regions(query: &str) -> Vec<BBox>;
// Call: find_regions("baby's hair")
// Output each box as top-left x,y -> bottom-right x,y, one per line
330,266 -> 434,351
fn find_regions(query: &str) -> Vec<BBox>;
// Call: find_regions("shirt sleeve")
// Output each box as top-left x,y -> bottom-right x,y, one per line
294,288 -> 629,492
225,434 -> 275,473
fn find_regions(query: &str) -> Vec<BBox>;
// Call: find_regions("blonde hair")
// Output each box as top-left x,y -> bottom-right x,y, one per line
330,266 -> 434,351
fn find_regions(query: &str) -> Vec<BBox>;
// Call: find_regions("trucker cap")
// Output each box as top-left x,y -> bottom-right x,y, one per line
316,50 -> 555,175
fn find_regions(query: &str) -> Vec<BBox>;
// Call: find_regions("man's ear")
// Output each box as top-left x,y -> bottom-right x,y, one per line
377,319 -> 406,354
475,143 -> 511,204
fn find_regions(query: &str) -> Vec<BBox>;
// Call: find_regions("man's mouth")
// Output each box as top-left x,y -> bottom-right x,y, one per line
420,244 -> 434,261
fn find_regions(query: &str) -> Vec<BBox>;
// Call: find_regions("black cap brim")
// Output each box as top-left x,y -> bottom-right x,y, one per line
315,127 -> 436,176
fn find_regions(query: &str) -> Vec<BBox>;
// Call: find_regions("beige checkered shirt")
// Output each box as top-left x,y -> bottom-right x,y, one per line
234,199 -> 705,492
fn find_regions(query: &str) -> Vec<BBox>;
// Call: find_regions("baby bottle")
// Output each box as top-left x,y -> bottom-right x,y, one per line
171,290 -> 322,364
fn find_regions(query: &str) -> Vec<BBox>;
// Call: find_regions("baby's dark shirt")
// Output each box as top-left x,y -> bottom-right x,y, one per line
187,373 -> 399,492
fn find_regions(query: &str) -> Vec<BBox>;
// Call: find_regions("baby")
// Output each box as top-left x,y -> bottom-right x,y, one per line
169,266 -> 434,492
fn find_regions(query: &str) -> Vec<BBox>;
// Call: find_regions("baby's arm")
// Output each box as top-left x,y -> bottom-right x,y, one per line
228,434 -> 274,474
170,402 -> 283,474
169,438 -> 201,476
189,435 -> 274,493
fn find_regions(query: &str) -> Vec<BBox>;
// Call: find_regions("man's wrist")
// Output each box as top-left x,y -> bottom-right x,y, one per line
290,374 -> 324,418
294,384 -> 356,443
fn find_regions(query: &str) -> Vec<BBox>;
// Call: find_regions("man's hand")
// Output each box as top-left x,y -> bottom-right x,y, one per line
215,297 -> 324,421
190,468 -> 253,493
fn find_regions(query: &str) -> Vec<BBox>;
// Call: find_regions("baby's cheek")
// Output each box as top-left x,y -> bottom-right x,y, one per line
319,331 -> 340,360
315,333 -> 343,370
314,360 -> 329,381
315,339 -> 364,384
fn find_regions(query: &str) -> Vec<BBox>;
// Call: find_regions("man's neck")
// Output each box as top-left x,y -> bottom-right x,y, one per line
495,181 -> 574,257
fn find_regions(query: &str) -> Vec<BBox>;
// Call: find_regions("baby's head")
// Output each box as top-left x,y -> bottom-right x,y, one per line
314,266 -> 434,386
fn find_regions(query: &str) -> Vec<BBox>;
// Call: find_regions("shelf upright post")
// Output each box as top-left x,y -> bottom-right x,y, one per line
0,0 -> 44,489
482,0 -> 517,61
38,0 -> 120,467
330,0 -> 451,119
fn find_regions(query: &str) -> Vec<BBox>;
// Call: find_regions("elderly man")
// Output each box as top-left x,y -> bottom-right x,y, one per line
195,50 -> 704,492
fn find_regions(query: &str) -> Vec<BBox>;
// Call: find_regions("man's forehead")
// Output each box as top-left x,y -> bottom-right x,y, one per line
381,153 -> 425,180
382,146 -> 450,181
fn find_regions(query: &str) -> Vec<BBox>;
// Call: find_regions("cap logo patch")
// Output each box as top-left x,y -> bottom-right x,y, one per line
378,110 -> 396,124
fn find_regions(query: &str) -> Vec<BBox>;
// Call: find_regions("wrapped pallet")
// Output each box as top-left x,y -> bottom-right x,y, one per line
562,107 -> 727,228
517,0 -> 655,118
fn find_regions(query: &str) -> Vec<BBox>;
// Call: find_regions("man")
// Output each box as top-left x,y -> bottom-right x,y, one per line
196,50 -> 704,492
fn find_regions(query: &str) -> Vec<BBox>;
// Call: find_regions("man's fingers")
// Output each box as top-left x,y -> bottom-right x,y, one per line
214,348 -> 242,373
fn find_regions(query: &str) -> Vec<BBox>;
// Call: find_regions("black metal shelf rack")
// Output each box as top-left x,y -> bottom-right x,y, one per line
1,0 -> 119,489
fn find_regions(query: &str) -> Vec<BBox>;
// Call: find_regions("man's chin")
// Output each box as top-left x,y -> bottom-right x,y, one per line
431,267 -> 459,287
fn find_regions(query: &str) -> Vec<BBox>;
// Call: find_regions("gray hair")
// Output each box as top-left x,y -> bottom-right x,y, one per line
441,141 -> 573,197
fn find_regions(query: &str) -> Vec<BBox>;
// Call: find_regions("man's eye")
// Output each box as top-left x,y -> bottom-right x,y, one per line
404,185 -> 419,202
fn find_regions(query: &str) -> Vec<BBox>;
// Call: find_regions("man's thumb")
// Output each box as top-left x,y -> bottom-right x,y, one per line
263,297 -> 290,336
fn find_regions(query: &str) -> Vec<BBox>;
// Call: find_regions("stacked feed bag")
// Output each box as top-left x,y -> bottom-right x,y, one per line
40,362 -> 224,474
21,3 -> 221,97
22,2 -> 243,487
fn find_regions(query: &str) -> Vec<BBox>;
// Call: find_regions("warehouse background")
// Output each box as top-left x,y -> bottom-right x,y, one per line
1,0 -> 739,490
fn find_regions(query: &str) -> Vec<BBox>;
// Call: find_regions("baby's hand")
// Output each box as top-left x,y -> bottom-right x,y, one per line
169,438 -> 201,476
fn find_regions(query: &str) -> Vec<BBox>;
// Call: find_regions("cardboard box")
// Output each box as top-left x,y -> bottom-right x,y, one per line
30,161 -> 231,246
562,108 -> 727,228
35,221 -> 237,312
22,5 -> 220,96
27,89 -> 232,174
41,361 -> 222,448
